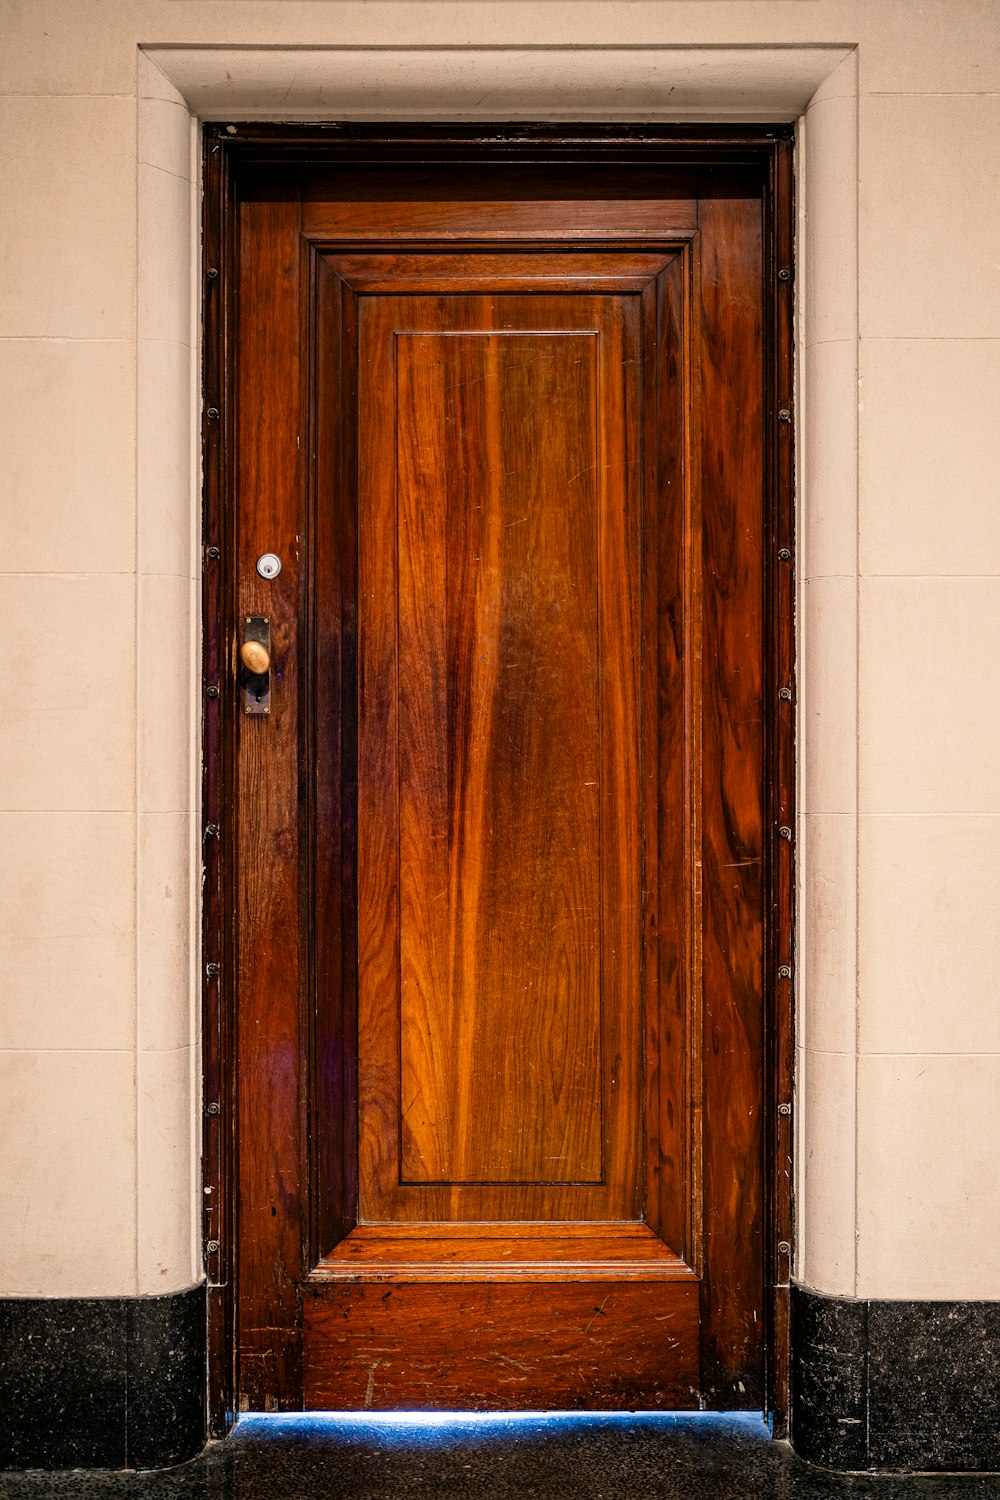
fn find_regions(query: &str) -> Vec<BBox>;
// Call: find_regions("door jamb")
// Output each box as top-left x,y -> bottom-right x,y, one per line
200,121 -> 795,1436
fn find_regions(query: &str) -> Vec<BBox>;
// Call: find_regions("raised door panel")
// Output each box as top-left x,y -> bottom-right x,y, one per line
356,289 -> 644,1227
395,328 -> 603,1189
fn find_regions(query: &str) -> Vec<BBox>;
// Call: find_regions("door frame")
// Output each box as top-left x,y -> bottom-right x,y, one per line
200,122 -> 795,1436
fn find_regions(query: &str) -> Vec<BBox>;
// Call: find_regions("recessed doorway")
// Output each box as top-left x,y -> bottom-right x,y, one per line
201,123 -> 794,1430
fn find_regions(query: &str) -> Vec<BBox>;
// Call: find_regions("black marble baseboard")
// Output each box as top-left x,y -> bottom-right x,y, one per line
791,1284 -> 1000,1472
0,1283 -> 205,1471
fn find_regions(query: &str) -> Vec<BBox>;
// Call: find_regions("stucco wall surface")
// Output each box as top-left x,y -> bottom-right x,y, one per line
1,0 -> 998,1303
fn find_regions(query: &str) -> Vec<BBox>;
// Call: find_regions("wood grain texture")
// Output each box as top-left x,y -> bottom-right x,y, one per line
311,250 -> 360,1268
643,246 -> 700,1270
697,175 -> 766,1405
305,1280 -> 699,1410
313,1223 -> 694,1282
357,282 -> 642,1227
300,162 -> 698,243
234,189 -> 305,1410
395,327 -> 602,1188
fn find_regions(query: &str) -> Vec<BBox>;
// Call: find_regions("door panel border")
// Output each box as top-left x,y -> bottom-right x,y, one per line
201,122 -> 795,1436
318,244 -> 694,1240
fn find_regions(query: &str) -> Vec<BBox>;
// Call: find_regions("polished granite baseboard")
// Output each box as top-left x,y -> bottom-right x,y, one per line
0,1284 -> 205,1471
791,1285 -> 1000,1472
4,1283 -> 997,1475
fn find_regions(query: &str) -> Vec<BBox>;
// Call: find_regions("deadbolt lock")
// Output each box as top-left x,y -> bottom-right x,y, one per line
241,616 -> 271,715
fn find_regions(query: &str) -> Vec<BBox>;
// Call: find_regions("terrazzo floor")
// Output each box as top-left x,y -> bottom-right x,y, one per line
2,1414 -> 999,1499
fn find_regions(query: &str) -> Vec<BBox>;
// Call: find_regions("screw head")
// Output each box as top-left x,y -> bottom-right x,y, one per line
778,408 -> 792,423
206,684 -> 220,699
777,1241 -> 791,1257
206,545 -> 220,561
779,825 -> 792,841
207,267 -> 219,280
207,406 -> 220,421
778,267 -> 791,282
778,964 -> 792,980
778,548 -> 792,563
206,1240 -> 221,1255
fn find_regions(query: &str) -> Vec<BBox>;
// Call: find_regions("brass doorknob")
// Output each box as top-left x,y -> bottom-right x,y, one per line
239,639 -> 271,675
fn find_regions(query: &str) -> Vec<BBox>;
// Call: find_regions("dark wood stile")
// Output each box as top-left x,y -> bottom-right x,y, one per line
696,172 -> 765,1407
200,130 -> 235,1435
766,137 -> 797,1434
201,123 -> 795,1434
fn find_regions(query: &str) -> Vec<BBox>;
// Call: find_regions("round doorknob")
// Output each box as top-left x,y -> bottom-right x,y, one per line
239,639 -> 271,675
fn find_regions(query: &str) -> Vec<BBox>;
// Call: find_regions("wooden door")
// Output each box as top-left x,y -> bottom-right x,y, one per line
204,133 -> 794,1423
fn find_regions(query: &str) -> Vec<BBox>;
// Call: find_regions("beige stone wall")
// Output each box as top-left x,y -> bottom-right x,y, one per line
1,0 -> 997,1303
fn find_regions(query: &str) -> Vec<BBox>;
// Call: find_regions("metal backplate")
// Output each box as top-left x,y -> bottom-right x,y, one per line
242,615 -> 270,716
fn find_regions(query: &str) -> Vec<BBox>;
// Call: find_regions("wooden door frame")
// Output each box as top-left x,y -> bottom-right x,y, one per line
200,122 -> 795,1437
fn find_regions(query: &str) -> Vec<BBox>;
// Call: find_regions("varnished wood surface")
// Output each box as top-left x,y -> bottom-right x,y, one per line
234,189 -> 305,1409
395,325 -> 603,1187
304,1280 -> 699,1410
299,163 -> 697,243
315,248 -> 682,294
357,281 -> 642,1224
311,249 -> 360,1270
216,134 -> 793,1418
697,175 -> 765,1405
643,244 -> 700,1271
312,1222 -> 695,1282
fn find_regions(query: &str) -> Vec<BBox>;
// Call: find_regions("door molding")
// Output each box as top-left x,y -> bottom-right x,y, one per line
144,42 -> 852,121
201,122 -> 794,1434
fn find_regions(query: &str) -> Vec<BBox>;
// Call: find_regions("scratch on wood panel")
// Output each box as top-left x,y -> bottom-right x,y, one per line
494,1354 -> 531,1373
565,463 -> 597,486
364,1360 -> 381,1408
584,1295 -> 611,1334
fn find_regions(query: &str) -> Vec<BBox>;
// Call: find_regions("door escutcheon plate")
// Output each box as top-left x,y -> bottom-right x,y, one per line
241,615 -> 271,715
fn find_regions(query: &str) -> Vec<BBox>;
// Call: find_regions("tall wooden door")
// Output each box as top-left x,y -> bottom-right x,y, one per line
204,130 -> 794,1423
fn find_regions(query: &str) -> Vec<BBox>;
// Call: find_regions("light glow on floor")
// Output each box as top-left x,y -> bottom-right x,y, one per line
233,1410 -> 770,1437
